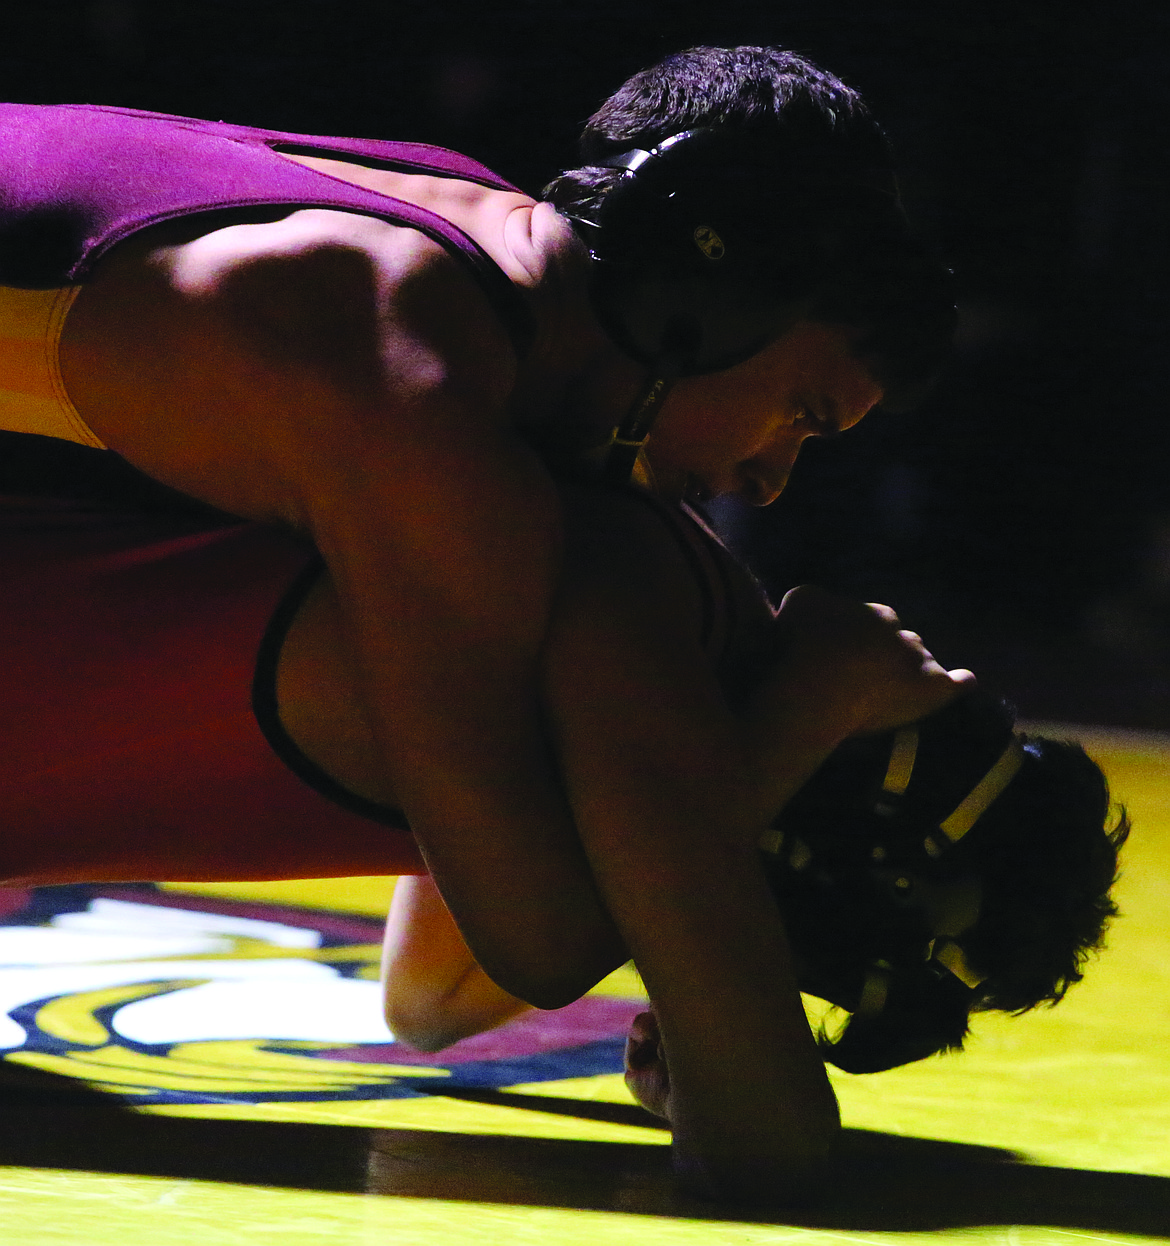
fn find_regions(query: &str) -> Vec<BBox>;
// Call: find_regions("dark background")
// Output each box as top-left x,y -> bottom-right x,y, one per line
4,0 -> 1169,725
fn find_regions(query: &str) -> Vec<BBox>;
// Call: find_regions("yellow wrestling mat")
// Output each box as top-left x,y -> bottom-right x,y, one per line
0,725 -> 1167,1244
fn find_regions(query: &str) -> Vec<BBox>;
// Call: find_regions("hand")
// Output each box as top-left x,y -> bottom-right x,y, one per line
624,1009 -> 672,1120
763,585 -> 974,745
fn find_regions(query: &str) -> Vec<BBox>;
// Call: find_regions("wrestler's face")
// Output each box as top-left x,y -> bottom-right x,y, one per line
645,322 -> 883,506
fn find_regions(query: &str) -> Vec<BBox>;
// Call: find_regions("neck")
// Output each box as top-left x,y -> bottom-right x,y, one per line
488,200 -> 649,465
512,301 -> 648,470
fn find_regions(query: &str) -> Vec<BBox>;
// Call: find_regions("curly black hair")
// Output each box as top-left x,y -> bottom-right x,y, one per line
765,689 -> 1128,1072
960,731 -> 1127,1014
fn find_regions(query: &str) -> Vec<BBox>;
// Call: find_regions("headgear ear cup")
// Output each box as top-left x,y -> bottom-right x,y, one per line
589,128 -> 812,375
578,126 -> 916,482
818,964 -> 973,1073
588,126 -> 908,376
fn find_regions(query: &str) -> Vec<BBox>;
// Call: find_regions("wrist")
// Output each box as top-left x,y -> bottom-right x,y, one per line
670,1129 -> 837,1206
749,659 -> 865,745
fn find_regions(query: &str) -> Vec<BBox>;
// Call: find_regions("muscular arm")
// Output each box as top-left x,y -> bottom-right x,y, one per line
248,241 -> 627,1003
541,489 -> 970,1199
61,209 -> 624,1004
542,490 -> 840,1197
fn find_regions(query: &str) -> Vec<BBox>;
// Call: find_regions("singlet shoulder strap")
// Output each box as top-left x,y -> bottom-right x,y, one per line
81,107 -> 524,191
251,555 -> 410,830
0,105 -> 536,358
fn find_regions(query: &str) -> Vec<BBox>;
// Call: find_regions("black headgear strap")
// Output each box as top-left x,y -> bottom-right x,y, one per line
872,726 -> 1027,991
761,727 -> 1028,997
578,133 -> 709,485
600,318 -> 698,486
573,128 -> 907,485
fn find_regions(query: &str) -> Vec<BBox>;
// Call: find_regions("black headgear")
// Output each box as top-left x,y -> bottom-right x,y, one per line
762,699 -> 1031,1073
570,127 -> 906,483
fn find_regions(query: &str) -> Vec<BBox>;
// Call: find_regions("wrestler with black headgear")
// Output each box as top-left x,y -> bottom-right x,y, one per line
0,46 -> 962,1197
623,682 -> 1126,1118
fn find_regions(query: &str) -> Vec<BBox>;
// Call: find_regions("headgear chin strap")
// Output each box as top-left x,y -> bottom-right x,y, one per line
932,937 -> 988,990
875,726 -> 918,812
599,316 -> 700,486
883,730 -> 1025,993
925,737 -> 1026,858
568,125 -> 925,484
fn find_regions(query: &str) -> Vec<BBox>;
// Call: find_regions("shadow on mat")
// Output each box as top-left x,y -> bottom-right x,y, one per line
1,1064 -> 1168,1235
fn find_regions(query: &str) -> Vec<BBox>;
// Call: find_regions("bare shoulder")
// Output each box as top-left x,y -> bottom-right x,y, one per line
61,208 -> 522,522
501,201 -> 589,290
556,485 -> 709,641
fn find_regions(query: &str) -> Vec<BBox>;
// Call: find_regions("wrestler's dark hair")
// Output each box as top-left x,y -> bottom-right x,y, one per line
765,689 -> 1129,1073
543,45 -> 955,409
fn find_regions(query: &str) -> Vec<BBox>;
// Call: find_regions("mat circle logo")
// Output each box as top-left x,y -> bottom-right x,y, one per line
0,887 -> 644,1107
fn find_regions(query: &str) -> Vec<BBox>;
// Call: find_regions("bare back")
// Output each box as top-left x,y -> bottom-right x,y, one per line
58,159 -> 570,524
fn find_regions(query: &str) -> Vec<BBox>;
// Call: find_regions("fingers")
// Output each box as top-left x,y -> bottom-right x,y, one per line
896,628 -> 978,689
624,1010 -> 661,1071
624,1064 -> 671,1119
899,630 -> 948,678
865,601 -> 900,626
624,1009 -> 671,1118
783,586 -> 906,633
909,663 -> 978,724
772,584 -> 979,735
629,1009 -> 659,1042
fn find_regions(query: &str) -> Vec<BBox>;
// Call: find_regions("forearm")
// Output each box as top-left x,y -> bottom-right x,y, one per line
734,696 -> 852,833
544,496 -> 841,1197
386,962 -> 533,1054
566,731 -> 841,1192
